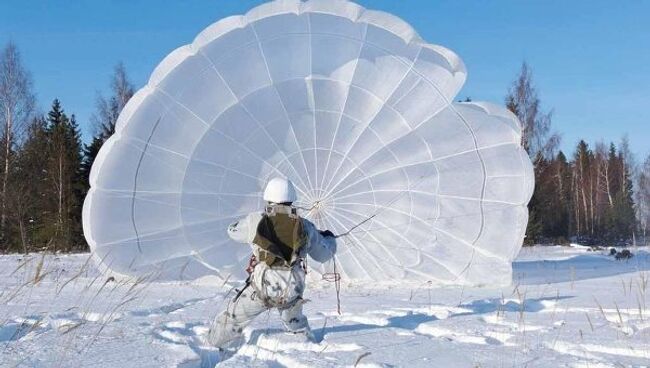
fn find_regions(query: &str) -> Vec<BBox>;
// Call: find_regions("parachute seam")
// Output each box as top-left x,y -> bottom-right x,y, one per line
322,47 -> 423,194
317,149 -> 381,281
155,85 -> 318,268
128,240 -> 230,270
318,22 -> 368,192
195,50 -> 312,198
323,99 -> 445,198
334,205 -> 410,269
184,31 -> 459,81
347,204 -> 526,237
131,115 -> 163,254
107,190 -> 261,197
191,251 -> 227,277
116,134 -> 271,187
334,205 -> 449,280
120,134 -> 218,193
165,88 -> 307,202
156,62 -> 312,200
324,210 -> 383,280
334,191 -> 523,206
328,141 -> 517,200
432,225 -> 502,261
393,66 -> 493,281
152,73 -> 410,159
307,13 -> 319,199
146,90 -> 237,264
95,214 -> 252,248
350,236 -> 452,282
341,200 -> 502,262
318,4 -> 512,278
141,32 -> 460,188
250,22 -> 317,195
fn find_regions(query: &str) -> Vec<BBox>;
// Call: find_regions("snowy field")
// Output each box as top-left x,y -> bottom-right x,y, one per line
1,246 -> 649,368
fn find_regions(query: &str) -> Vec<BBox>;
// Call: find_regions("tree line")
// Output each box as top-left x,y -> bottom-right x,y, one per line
0,43 -> 648,254
0,42 -> 132,253
506,63 -> 649,246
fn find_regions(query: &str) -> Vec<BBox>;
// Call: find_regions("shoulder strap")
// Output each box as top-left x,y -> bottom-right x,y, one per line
253,212 -> 307,267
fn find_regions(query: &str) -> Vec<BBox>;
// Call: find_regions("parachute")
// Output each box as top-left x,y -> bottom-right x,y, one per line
83,0 -> 534,286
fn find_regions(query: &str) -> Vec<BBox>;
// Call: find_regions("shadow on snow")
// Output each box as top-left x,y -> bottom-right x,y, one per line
513,251 -> 650,285
315,295 -> 573,342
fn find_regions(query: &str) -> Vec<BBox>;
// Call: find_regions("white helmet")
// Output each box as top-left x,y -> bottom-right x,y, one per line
263,177 -> 297,203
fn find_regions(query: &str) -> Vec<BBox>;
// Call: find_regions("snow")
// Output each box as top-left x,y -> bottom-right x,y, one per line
1,246 -> 649,367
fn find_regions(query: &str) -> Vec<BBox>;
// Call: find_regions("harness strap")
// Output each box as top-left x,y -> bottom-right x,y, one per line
233,275 -> 251,302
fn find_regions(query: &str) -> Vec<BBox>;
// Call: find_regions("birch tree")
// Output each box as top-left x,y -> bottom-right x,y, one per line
46,100 -> 83,251
0,42 -> 35,249
91,62 -> 134,138
505,62 -> 559,162
636,154 -> 650,244
81,63 -> 134,193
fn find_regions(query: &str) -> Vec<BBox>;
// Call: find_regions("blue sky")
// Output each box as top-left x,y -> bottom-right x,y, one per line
1,0 -> 648,159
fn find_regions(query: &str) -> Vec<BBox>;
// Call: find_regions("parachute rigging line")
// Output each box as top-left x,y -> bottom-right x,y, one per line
321,255 -> 342,315
332,168 -> 437,240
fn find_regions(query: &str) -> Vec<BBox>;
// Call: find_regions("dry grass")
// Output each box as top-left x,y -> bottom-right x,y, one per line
0,252 -> 168,368
585,312 -> 594,332
353,351 -> 371,367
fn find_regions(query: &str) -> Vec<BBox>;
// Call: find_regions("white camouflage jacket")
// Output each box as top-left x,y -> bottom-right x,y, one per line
227,206 -> 336,306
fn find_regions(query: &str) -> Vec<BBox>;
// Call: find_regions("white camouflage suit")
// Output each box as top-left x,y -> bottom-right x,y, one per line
207,204 -> 336,347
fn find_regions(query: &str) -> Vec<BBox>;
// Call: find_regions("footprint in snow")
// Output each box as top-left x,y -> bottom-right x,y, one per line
48,311 -> 123,333
0,316 -> 47,342
131,297 -> 206,317
152,321 -> 207,345
415,324 -> 502,345
481,314 -> 546,332
152,321 -> 220,368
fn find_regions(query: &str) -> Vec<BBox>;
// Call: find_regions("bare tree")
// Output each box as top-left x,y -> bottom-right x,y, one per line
593,142 -> 607,230
505,62 -> 559,163
91,62 -> 134,138
0,42 -> 35,248
595,142 -> 614,208
636,154 -> 650,244
80,62 -> 134,197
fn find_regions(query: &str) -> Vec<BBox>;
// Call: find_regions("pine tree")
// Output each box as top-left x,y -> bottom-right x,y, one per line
524,151 -> 572,244
571,140 -> 594,238
524,152 -> 546,244
10,117 -> 51,252
45,99 -> 84,251
68,115 -> 86,249
549,151 -> 572,240
80,135 -> 103,192
607,150 -> 636,243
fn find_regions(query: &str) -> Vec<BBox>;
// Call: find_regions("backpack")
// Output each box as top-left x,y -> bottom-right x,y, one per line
253,206 -> 307,268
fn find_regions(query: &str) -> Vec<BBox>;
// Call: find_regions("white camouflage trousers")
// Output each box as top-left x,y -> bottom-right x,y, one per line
207,263 -> 309,348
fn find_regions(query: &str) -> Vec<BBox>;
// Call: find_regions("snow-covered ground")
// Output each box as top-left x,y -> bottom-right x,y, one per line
1,246 -> 649,367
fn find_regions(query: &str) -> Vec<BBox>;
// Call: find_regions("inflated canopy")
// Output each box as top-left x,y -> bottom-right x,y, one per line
83,0 -> 534,286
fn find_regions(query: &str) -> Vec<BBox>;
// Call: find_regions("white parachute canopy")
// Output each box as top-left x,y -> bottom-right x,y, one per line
83,0 -> 534,286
